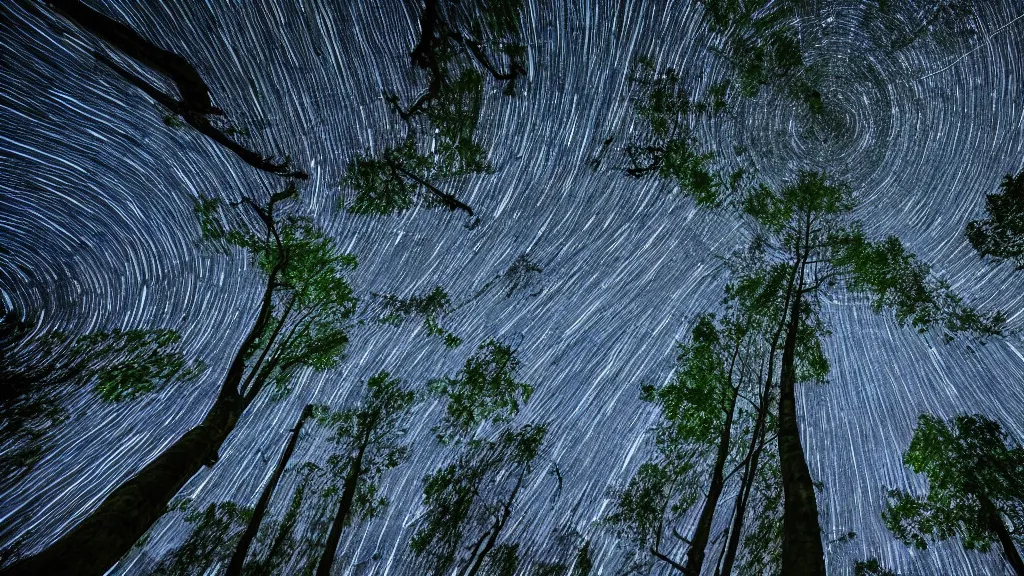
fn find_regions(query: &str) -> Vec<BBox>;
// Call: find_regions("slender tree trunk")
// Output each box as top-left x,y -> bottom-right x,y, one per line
225,405 -> 313,576
463,476 -> 521,576
982,495 -> 1024,576
0,392 -> 243,576
314,443 -> 367,576
684,393 -> 737,576
777,293 -> 826,576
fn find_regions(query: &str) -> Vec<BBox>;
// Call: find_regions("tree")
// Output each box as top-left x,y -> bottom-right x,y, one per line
621,58 -> 723,207
738,170 -> 1003,575
883,414 -> 1024,575
312,371 -> 416,576
0,305 -> 202,482
344,0 -> 528,216
376,285 -> 462,348
148,500 -> 251,576
428,338 -> 534,444
224,405 -> 315,576
410,423 -> 549,576
1,186 -> 359,576
46,0 -> 307,178
966,171 -> 1024,268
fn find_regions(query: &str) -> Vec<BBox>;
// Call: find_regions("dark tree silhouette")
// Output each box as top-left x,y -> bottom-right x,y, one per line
738,170 -> 1003,575
224,405 -> 314,576
343,0 -> 528,216
966,171 -> 1024,268
884,414 -> 1024,575
46,0 -> 307,178
1,187 -> 358,576
312,371 -> 416,576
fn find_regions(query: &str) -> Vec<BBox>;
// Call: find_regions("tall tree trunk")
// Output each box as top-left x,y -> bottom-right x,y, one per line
314,442 -> 367,576
225,405 -> 313,576
718,393 -> 768,576
0,392 -> 243,576
981,495 -> 1024,576
777,294 -> 826,576
684,393 -> 737,576
2,271 -> 281,576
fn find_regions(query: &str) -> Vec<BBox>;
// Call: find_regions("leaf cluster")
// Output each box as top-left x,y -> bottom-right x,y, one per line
411,424 -> 547,575
429,339 -> 533,443
883,414 -> 1024,552
378,286 -> 462,348
966,171 -> 1024,268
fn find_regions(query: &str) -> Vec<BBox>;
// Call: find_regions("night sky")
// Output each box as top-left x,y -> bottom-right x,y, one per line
2,0 -> 1024,574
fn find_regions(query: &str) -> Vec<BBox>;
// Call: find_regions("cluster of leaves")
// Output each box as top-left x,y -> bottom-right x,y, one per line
150,501 -> 251,576
312,370 -> 417,523
378,286 -> 462,348
429,339 -> 533,443
697,0 -> 806,98
854,557 -> 899,576
831,230 -> 1005,340
623,58 -> 723,207
742,170 -> 1003,343
410,423 -> 548,575
966,171 -> 1024,268
195,193 -> 359,400
867,0 -> 978,52
883,414 -> 1024,552
0,308 -> 201,478
343,0 -> 527,216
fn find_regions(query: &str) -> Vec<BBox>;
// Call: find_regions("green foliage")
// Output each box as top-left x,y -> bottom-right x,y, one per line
378,286 -> 461,348
831,230 -> 1005,339
623,58 -> 721,206
966,172 -> 1024,268
429,339 -> 533,443
0,309 -> 200,479
854,557 -> 899,576
313,371 -> 416,523
345,0 -> 525,216
739,454 -> 783,576
642,314 -> 730,445
741,170 -> 1002,342
572,540 -> 594,576
194,191 -> 358,401
151,501 -> 251,576
411,424 -> 548,575
883,414 -> 1024,553
70,329 -> 204,402
484,543 -> 520,576
604,458 -> 699,558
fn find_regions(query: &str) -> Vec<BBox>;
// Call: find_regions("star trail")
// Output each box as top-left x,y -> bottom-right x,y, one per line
2,0 -> 1024,574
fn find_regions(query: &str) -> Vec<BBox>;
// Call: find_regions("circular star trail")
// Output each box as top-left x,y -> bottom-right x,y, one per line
1,0 -> 1024,574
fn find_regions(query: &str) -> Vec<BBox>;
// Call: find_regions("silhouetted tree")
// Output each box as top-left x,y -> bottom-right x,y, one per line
150,500 -> 251,576
2,187 -> 358,576
739,170 -> 1003,575
966,171 -> 1024,268
621,58 -> 722,207
225,405 -> 314,576
46,0 -> 307,178
883,413 -> 1024,575
0,306 -> 201,482
411,423 -> 549,576
313,371 -> 416,576
344,0 -> 528,216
